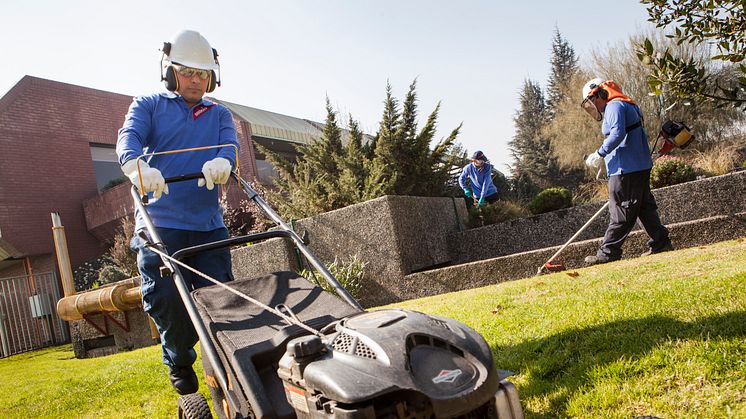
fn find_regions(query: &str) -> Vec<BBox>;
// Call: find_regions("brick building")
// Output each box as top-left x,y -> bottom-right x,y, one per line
0,75 -> 336,356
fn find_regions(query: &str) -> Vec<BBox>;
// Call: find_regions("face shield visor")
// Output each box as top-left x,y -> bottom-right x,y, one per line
581,96 -> 603,121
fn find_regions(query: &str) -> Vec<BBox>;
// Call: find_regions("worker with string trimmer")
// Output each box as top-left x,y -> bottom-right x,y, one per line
580,78 -> 673,265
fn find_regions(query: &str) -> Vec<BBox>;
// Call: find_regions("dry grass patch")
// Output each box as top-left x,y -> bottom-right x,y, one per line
691,143 -> 743,176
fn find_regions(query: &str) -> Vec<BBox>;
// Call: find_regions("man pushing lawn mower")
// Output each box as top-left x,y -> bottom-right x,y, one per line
114,30 -> 524,419
116,29 -> 237,395
580,78 -> 673,265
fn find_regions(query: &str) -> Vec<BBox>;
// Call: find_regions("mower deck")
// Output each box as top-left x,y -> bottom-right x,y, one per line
192,271 -> 361,418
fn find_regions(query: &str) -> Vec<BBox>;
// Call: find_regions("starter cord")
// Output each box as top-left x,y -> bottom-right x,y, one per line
144,243 -> 324,339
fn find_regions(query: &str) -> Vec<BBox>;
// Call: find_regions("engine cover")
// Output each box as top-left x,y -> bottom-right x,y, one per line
277,309 -> 500,418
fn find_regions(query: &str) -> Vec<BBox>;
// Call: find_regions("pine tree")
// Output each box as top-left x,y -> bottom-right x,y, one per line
336,116 -> 369,204
369,81 -> 404,195
257,98 -> 346,218
421,120 -> 462,196
370,79 -> 460,196
546,27 -> 579,120
510,79 -> 560,190
261,81 -> 462,219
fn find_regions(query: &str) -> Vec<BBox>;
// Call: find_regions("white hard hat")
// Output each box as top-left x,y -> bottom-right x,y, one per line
165,30 -> 218,70
582,77 -> 606,100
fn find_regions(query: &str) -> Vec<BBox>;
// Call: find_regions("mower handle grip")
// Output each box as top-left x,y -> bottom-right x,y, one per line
164,172 -> 204,183
140,172 -> 220,204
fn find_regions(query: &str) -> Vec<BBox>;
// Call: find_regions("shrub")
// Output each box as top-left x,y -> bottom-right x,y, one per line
650,155 -> 696,189
299,255 -> 366,300
691,144 -> 741,177
220,182 -> 275,237
527,187 -> 573,215
467,200 -> 528,228
261,82 -> 463,220
108,216 -> 138,277
572,181 -> 608,205
96,265 -> 128,287
73,255 -> 113,291
101,176 -> 127,192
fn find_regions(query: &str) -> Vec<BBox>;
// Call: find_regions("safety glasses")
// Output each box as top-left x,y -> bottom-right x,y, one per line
581,96 -> 603,121
176,65 -> 210,80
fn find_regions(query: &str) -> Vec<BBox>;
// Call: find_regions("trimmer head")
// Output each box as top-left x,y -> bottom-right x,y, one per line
537,260 -> 566,275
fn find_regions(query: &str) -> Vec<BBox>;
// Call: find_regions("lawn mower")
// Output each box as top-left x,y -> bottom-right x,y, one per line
129,149 -> 523,418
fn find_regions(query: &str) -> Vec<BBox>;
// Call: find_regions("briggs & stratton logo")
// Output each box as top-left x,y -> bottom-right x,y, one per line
432,369 -> 462,384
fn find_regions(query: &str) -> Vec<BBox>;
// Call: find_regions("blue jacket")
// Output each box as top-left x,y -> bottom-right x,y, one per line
116,92 -> 239,232
458,162 -> 498,201
597,100 -> 653,176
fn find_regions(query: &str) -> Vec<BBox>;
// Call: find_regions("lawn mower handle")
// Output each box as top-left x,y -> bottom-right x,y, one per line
139,173 -> 205,204
232,172 -> 363,311
164,173 -> 204,183
140,171 -> 362,310
130,185 -> 244,414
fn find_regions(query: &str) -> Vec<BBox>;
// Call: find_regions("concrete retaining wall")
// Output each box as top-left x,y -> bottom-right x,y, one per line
399,212 -> 746,303
228,171 -> 745,307
231,238 -> 298,280
450,171 -> 746,264
70,308 -> 157,358
230,195 -> 467,306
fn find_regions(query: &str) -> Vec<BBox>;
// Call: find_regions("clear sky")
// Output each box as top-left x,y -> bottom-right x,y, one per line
2,1 -> 653,174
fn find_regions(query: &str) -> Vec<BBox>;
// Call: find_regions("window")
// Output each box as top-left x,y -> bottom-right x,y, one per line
90,145 -> 125,192
255,159 -> 278,184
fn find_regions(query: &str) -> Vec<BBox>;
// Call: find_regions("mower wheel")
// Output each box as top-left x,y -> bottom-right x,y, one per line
177,392 -> 212,419
205,380 -> 231,419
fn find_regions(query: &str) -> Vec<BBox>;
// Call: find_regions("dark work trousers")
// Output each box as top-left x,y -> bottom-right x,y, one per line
598,169 -> 670,260
131,227 -> 233,368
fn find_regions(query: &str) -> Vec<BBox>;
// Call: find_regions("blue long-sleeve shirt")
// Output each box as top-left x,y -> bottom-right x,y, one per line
458,162 -> 498,201
597,100 -> 653,176
116,92 -> 239,232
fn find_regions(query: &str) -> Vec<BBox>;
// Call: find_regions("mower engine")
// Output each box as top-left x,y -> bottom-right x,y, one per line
277,309 -> 523,418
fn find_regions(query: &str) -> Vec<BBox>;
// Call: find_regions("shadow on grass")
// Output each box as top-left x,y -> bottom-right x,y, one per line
494,311 -> 746,418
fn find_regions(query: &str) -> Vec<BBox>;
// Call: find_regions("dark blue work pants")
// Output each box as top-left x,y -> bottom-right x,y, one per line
131,227 -> 233,368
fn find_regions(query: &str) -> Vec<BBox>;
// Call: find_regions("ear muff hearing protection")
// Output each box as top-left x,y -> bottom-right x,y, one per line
206,48 -> 219,93
160,42 -> 221,93
207,70 -> 217,93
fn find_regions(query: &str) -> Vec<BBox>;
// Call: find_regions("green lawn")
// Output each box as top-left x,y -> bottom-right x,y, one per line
1,238 -> 744,418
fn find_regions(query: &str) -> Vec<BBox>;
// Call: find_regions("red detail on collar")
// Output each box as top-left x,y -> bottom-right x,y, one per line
192,103 -> 214,120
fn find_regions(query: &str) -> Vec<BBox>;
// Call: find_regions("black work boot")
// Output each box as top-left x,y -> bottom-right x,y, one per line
641,242 -> 674,257
169,365 -> 198,395
584,254 -> 614,266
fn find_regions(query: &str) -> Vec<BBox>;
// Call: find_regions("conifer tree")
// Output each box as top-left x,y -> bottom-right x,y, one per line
370,79 -> 460,196
546,27 -> 579,120
369,82 -> 403,194
304,98 -> 344,177
261,80 -> 462,219
510,79 -> 560,190
257,98 -> 346,218
336,116 -> 369,204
